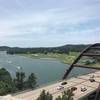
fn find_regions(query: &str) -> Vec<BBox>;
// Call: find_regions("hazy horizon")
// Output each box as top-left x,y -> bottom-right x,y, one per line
0,43 -> 93,48
0,0 -> 100,47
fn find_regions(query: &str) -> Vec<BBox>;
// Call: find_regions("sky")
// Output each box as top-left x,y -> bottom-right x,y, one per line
0,0 -> 100,47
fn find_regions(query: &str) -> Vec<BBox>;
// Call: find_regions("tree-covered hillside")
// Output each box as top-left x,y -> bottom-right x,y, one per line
0,44 -> 90,54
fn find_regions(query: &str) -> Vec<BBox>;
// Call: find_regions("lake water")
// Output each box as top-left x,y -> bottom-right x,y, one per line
0,51 -> 95,85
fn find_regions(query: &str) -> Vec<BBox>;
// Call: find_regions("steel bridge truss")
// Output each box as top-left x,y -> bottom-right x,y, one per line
62,43 -> 100,79
62,43 -> 100,100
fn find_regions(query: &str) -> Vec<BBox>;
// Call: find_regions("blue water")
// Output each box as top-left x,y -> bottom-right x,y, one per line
0,51 -> 95,85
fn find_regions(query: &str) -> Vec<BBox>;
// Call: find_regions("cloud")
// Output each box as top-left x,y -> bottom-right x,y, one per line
0,0 -> 100,47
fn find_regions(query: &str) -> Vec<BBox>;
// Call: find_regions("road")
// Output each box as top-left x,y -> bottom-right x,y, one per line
2,71 -> 100,100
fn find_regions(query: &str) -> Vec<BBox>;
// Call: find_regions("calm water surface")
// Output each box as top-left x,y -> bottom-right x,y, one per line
0,51 -> 95,85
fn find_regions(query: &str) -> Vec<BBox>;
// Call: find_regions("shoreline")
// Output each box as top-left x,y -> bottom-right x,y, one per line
18,54 -> 72,65
18,53 -> 100,68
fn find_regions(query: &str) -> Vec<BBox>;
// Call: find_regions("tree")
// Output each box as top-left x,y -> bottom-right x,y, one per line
55,89 -> 74,100
85,60 -> 91,65
37,90 -> 53,100
27,73 -> 37,89
55,96 -> 62,100
0,68 -> 37,95
0,68 -> 17,95
0,81 -> 9,95
14,71 -> 25,90
0,68 -> 12,83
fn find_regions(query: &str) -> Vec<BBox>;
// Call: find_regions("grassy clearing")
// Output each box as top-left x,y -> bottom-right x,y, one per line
19,52 -> 79,64
19,52 -> 100,68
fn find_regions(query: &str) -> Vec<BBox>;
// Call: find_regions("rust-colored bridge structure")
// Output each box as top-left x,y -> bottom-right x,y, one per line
62,43 -> 100,79
62,43 -> 100,100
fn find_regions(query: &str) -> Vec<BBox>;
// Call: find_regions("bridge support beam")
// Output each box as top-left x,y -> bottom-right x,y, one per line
62,43 -> 100,80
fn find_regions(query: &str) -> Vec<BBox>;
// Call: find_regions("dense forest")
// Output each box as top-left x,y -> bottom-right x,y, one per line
0,45 -> 90,54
